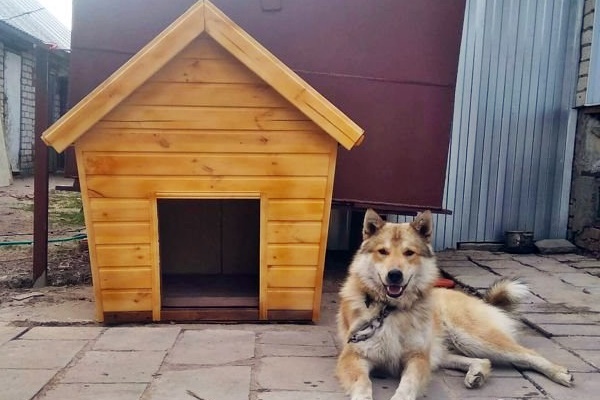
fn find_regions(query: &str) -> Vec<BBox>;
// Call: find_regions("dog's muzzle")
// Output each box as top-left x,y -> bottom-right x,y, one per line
384,270 -> 411,298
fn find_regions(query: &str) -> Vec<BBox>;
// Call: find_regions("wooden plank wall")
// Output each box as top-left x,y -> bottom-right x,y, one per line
76,35 -> 338,320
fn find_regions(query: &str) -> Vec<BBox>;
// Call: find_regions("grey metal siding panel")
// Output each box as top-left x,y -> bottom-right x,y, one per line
433,0 -> 583,250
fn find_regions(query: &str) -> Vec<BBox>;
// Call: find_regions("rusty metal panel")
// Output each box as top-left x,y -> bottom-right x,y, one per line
68,0 -> 465,211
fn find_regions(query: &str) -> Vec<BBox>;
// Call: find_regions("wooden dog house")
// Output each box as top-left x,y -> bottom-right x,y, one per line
42,0 -> 363,323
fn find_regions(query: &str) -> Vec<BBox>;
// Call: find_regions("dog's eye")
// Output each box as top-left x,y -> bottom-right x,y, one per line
403,249 -> 415,257
377,248 -> 389,256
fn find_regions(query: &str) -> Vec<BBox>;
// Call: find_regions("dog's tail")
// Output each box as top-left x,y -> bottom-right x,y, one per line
483,278 -> 529,313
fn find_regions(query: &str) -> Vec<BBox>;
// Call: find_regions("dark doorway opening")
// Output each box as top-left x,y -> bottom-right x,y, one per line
158,199 -> 260,310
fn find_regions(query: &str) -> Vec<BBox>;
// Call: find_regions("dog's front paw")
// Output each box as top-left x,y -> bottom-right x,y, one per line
552,368 -> 574,387
464,359 -> 491,389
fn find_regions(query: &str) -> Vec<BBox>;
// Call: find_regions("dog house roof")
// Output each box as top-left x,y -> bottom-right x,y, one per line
41,0 -> 364,153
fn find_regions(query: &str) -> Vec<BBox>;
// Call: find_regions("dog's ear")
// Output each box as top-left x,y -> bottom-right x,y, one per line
410,210 -> 433,242
363,209 -> 385,239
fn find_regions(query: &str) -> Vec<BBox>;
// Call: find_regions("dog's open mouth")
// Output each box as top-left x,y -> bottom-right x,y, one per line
384,275 -> 412,298
385,284 -> 406,298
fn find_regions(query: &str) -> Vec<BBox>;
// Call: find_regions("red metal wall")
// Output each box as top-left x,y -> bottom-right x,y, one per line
67,0 -> 465,213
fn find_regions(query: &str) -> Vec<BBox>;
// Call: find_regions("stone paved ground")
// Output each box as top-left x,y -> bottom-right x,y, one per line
0,250 -> 599,400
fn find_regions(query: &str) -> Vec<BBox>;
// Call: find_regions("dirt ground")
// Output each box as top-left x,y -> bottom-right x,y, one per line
0,175 -> 92,307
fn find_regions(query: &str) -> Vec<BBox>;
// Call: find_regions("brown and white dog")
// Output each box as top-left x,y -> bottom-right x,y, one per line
336,209 -> 573,400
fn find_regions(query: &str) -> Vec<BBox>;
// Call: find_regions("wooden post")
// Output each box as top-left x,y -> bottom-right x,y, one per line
33,45 -> 50,287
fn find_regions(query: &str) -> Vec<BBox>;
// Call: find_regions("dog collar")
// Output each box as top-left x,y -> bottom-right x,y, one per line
347,297 -> 397,343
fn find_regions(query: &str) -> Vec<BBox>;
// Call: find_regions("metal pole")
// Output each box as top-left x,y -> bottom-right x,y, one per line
32,44 -> 50,287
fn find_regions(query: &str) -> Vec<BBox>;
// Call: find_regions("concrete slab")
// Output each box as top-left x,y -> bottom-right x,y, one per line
441,374 -> 543,398
518,335 -> 597,372
438,265 -> 497,277
257,343 -> 338,357
436,251 -> 470,261
535,239 -> 577,254
257,391 -> 346,400
473,259 -> 529,270
451,274 -> 499,289
259,329 -> 335,347
556,272 -> 600,287
524,371 -> 600,400
534,323 -> 600,337
523,312 -> 600,325
583,268 -> 600,277
257,356 -> 340,392
22,326 -> 104,340
554,336 -> 600,350
575,350 -> 600,369
0,339 -> 86,369
145,366 -> 251,400
166,329 -> 255,365
436,259 -> 479,268
545,254 -> 588,263
462,251 -> 512,260
0,299 -> 95,324
93,327 -> 180,351
61,350 -> 166,383
0,368 -> 58,400
38,383 -> 147,400
571,260 -> 600,269
0,326 -> 26,345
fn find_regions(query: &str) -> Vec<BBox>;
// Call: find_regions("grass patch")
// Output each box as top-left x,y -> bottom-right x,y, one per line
49,190 -> 85,227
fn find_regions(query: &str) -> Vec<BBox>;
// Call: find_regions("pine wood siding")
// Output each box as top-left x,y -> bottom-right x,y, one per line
76,36 -> 338,320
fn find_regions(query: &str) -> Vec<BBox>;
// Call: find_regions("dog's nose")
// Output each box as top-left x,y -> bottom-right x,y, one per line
387,269 -> 403,284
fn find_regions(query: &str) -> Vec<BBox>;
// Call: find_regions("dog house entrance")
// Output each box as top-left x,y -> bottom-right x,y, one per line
158,199 -> 260,310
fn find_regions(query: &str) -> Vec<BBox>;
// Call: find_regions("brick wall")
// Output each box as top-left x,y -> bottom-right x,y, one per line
576,0 -> 595,106
19,50 -> 35,174
0,42 -> 4,125
569,0 -> 600,251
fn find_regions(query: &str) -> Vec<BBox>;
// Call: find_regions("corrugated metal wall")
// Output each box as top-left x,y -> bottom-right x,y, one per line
430,0 -> 583,250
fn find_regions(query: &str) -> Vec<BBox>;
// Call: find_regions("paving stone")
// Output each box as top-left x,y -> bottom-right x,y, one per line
517,334 -> 596,372
166,329 -> 255,365
555,336 -> 600,350
556,272 -> 600,287
257,357 -> 340,392
524,371 -> 600,400
145,366 -> 250,400
519,302 -> 573,313
583,268 -> 600,277
441,374 -> 543,398
512,255 -> 552,266
439,265 -> 497,277
451,274 -> 499,289
523,312 -> 600,325
535,239 -> 577,254
94,326 -> 180,351
0,368 -> 58,400
472,259 -> 527,270
437,259 -> 478,268
61,350 -> 166,383
22,326 -> 104,340
533,323 -> 600,337
545,253 -> 588,263
0,326 -> 26,345
257,343 -> 338,357
463,251 -> 512,260
436,251 -> 470,261
39,383 -> 147,400
0,339 -> 86,369
257,391 -> 347,400
575,350 -> 600,369
571,260 -> 600,269
443,365 -> 523,378
259,329 -> 335,346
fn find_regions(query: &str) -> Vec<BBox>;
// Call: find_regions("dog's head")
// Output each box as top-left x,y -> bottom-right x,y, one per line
351,209 -> 439,306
